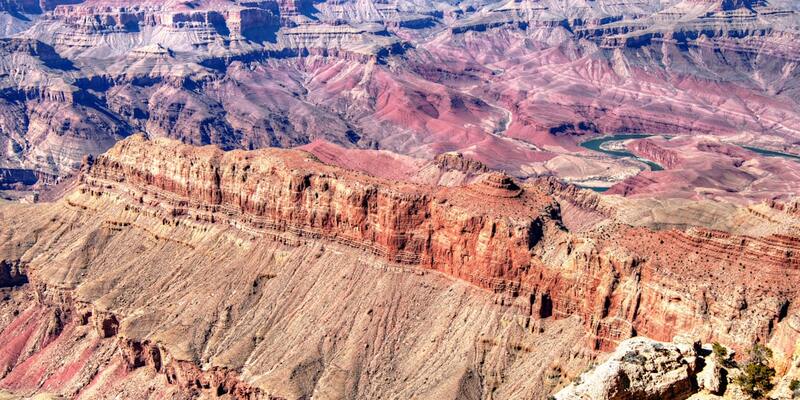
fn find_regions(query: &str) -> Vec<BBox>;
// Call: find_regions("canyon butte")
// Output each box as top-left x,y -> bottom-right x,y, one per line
0,0 -> 800,399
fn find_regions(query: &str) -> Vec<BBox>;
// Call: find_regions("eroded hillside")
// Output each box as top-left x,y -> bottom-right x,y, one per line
0,135 -> 799,398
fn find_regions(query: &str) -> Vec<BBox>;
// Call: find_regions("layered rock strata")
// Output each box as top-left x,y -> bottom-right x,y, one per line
2,0 -> 800,203
79,136 -> 800,351
0,135 -> 799,397
31,136 -> 800,351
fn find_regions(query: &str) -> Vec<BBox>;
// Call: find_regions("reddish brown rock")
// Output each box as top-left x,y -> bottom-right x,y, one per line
0,135 -> 799,398
627,139 -> 680,170
75,135 -> 800,353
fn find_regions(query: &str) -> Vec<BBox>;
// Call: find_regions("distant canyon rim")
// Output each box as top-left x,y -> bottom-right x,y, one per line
0,0 -> 799,399
1,0 -> 800,201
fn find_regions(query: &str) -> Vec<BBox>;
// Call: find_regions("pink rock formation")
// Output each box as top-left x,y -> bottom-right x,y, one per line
0,0 -> 798,205
608,136 -> 800,202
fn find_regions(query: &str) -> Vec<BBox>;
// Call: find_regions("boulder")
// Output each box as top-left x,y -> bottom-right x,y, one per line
555,337 -> 698,400
696,358 -> 724,395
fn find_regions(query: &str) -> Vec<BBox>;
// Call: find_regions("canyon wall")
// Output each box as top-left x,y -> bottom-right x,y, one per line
3,0 -> 800,200
80,136 -> 800,351
0,135 -> 798,397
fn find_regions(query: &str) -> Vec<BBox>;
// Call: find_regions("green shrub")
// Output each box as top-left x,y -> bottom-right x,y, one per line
736,362 -> 775,398
712,342 -> 728,363
748,343 -> 773,365
734,344 -> 776,399
621,351 -> 647,365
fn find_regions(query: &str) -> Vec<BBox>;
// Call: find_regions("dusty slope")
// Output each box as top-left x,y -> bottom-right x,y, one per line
0,201 -> 591,399
0,135 -> 799,398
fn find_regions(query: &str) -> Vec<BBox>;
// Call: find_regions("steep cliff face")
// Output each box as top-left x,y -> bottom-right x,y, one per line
627,139 -> 680,169
0,0 -> 80,14
53,136 -> 800,353
85,135 -> 565,289
0,138 -> 592,398
50,1 -> 281,40
0,135 -> 798,398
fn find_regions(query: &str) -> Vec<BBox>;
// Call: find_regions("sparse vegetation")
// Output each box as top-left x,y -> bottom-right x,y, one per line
734,343 -> 775,399
622,350 -> 647,365
790,379 -> 800,398
712,342 -> 728,363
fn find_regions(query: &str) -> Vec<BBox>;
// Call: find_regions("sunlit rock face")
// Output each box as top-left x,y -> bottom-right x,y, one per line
0,135 -> 799,398
0,0 -> 799,202
1,2 -> 800,399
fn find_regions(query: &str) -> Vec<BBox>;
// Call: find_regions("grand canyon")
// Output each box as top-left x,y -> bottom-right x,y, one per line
0,0 -> 799,398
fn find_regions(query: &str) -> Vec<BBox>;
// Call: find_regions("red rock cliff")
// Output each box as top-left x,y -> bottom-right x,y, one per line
85,135 -> 564,292
79,135 -> 800,354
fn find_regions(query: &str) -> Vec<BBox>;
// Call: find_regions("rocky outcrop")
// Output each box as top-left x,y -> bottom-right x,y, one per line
83,134 -> 563,289
628,139 -> 680,169
433,152 -> 490,175
0,0 -> 80,14
51,4 -> 158,34
0,37 -> 74,73
696,355 -> 724,394
0,168 -> 56,190
117,337 -> 266,399
768,198 -> 800,218
0,260 -> 28,288
224,3 -> 280,40
555,337 -> 699,400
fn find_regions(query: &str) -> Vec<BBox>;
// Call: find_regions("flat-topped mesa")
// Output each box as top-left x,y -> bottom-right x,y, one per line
224,5 -> 280,40
50,1 -> 280,39
51,4 -> 163,33
0,0 -> 80,14
81,134 -> 563,293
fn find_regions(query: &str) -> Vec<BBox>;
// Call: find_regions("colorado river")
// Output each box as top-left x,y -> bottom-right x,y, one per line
580,134 -> 664,171
742,146 -> 800,162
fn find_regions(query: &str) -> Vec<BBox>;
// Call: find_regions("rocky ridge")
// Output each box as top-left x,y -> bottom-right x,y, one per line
555,337 -> 700,400
1,135 -> 799,397
80,135 -> 800,352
